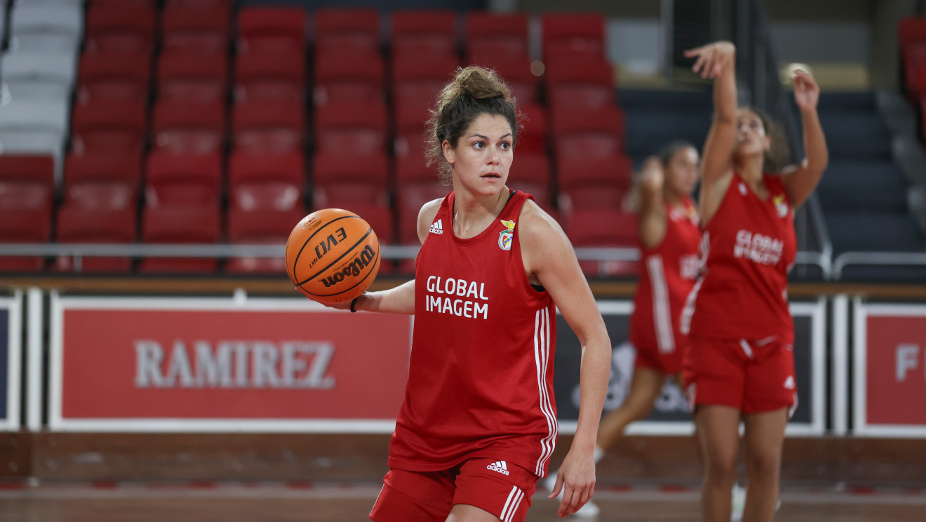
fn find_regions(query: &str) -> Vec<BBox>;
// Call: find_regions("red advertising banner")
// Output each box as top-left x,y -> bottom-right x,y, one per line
856,303 -> 926,437
50,297 -> 411,431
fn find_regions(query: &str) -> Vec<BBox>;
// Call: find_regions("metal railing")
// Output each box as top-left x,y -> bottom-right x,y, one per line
0,243 -> 834,279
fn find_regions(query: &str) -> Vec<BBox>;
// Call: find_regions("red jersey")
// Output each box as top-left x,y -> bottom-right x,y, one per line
681,173 -> 797,342
388,190 -> 558,478
630,197 -> 700,372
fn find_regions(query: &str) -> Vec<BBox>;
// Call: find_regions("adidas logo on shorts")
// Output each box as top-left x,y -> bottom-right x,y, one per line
429,219 -> 444,234
487,460 -> 510,476
783,375 -> 795,390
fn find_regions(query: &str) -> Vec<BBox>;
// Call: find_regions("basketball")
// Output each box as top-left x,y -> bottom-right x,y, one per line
285,208 -> 380,305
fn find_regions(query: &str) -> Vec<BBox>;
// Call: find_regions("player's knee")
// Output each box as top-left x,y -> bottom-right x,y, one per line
745,449 -> 781,477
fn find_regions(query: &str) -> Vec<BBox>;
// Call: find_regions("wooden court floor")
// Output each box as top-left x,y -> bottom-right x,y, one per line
1,482 -> 925,522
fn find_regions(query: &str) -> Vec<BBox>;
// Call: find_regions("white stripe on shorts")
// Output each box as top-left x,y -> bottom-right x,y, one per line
500,485 -> 524,522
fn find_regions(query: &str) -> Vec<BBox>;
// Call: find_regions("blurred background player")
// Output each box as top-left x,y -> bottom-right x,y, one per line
546,141 -> 701,517
680,41 -> 828,522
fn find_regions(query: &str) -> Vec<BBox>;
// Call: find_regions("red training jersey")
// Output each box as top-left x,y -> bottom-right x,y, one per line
388,189 -> 558,478
630,196 -> 701,372
681,173 -> 797,343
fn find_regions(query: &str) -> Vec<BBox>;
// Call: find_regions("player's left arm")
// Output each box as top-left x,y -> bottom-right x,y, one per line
519,201 -> 611,518
780,68 -> 829,208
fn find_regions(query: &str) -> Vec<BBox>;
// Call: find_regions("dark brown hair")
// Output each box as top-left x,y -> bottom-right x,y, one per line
657,140 -> 697,168
741,106 -> 790,173
425,66 -> 518,185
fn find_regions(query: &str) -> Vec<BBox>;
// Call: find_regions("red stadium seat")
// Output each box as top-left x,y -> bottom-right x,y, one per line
64,152 -> 142,210
231,101 -> 305,154
541,12 -> 606,64
312,153 -> 390,208
237,6 -> 307,55
394,131 -> 435,198
144,151 -> 222,208
70,101 -> 148,156
313,49 -> 384,106
54,205 -> 137,273
391,10 -> 458,58
164,0 -> 233,8
228,150 -> 305,212
161,4 -> 232,55
313,100 -> 387,157
465,11 -> 529,61
84,3 -> 156,56
0,155 -> 55,211
77,52 -> 152,104
314,8 -> 381,57
225,207 -> 304,274
395,182 -> 449,245
64,151 -> 142,187
507,152 -> 552,207
234,51 -> 306,104
545,57 -> 616,110
465,55 -> 539,105
334,201 -> 396,246
139,205 -> 222,273
564,208 -> 638,277
393,102 -> 432,137
151,100 -> 226,155
518,102 -> 547,155
157,50 -> 229,103
391,52 -> 462,106
900,17 -> 926,58
91,0 -> 157,9
555,153 -> 632,213
0,207 -> 51,272
904,43 -> 926,100
550,105 -> 625,160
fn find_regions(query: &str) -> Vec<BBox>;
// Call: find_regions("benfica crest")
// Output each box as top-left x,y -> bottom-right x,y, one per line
498,219 -> 516,250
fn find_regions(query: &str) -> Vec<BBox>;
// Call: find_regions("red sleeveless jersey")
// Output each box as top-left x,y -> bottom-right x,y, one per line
388,190 -> 558,478
630,197 -> 701,370
681,173 -> 796,342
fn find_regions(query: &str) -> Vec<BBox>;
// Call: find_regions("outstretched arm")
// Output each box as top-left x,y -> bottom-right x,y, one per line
779,69 -> 829,208
519,202 -> 611,518
684,41 -> 737,224
338,198 -> 444,315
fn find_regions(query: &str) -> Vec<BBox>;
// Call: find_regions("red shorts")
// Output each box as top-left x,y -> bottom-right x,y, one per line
633,338 -> 687,376
683,335 -> 797,415
370,458 -> 538,522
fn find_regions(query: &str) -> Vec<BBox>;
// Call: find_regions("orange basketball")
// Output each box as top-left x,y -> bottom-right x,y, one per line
285,208 -> 380,305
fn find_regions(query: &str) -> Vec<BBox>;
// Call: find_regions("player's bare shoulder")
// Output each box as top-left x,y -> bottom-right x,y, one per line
416,198 -> 444,244
518,199 -> 572,279
518,198 -> 568,245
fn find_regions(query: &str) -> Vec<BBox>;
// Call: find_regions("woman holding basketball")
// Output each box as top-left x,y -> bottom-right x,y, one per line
348,66 -> 611,521
680,41 -> 827,521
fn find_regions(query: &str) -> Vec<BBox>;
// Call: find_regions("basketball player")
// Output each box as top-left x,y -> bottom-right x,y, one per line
544,142 -> 701,517
680,41 -> 828,522
345,66 -> 612,521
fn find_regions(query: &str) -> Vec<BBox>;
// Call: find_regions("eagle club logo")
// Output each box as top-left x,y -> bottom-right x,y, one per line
498,219 -> 515,250
773,194 -> 789,218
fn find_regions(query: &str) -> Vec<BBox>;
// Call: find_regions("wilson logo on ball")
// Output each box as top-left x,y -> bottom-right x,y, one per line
320,245 -> 377,288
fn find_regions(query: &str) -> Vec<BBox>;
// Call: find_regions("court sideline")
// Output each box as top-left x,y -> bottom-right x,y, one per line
2,481 -> 925,521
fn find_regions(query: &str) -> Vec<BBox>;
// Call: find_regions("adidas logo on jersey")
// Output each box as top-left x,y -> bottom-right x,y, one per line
429,219 -> 444,234
783,375 -> 795,390
487,460 -> 510,476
